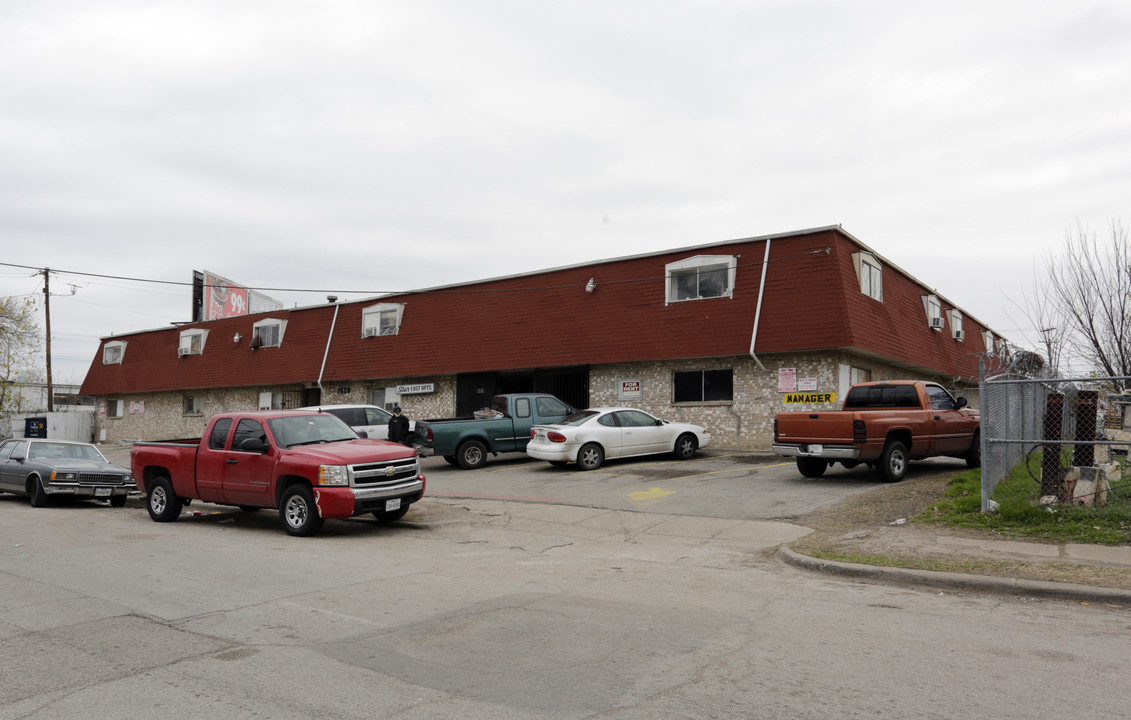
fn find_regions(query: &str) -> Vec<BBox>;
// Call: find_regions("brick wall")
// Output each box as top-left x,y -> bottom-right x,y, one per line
94,353 -> 978,448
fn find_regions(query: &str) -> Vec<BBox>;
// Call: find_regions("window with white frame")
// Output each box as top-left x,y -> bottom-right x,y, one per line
361,303 -> 405,338
103,341 -> 127,365
178,328 -> 209,356
106,399 -> 124,417
923,294 -> 943,330
250,318 -> 287,348
665,256 -> 737,305
982,330 -> 995,354
852,252 -> 883,302
948,309 -> 964,340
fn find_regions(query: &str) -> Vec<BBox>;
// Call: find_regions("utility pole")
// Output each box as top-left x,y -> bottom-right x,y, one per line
43,268 -> 53,412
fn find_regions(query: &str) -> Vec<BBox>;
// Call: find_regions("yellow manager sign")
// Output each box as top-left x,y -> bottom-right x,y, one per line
783,392 -> 837,404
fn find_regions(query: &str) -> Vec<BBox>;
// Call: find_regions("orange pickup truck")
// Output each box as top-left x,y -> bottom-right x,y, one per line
772,380 -> 980,482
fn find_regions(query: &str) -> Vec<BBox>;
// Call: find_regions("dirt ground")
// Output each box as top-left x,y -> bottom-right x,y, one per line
788,466 -> 1131,591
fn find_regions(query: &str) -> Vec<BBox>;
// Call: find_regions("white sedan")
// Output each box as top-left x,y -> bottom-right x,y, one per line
527,407 -> 711,470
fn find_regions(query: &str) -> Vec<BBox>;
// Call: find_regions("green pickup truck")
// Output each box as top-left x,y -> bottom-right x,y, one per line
415,393 -> 575,469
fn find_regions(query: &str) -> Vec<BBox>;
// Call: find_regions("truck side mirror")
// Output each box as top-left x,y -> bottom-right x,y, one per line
357,431 -> 369,439
956,397 -> 968,409
239,437 -> 269,453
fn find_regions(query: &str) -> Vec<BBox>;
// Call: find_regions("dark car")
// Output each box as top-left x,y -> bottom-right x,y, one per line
0,439 -> 136,507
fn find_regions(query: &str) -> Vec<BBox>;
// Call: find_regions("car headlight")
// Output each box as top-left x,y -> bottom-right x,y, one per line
51,471 -> 78,481
317,465 -> 349,486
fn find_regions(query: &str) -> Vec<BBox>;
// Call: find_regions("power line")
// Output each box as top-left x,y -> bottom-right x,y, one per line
0,248 -> 832,297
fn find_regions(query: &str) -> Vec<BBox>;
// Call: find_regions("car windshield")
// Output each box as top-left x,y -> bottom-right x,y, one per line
558,410 -> 600,426
27,442 -> 108,462
268,414 -> 359,449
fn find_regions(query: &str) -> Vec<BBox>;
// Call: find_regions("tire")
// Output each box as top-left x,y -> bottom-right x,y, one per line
878,440 -> 908,483
796,457 -> 828,478
443,455 -> 459,466
27,476 -> 48,507
110,495 -> 127,508
147,476 -> 183,522
964,431 -> 981,469
373,505 -> 410,522
673,433 -> 698,460
456,439 -> 488,470
576,442 -> 604,471
279,485 -> 324,537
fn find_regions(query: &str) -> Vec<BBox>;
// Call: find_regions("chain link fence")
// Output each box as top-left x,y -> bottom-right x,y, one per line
980,374 -> 1131,515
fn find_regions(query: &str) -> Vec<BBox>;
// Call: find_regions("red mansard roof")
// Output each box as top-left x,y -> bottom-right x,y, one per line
80,227 -> 999,396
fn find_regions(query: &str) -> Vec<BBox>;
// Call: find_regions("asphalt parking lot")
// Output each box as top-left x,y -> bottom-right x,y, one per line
96,443 -> 968,524
4,446 -> 1106,719
416,448 -> 968,521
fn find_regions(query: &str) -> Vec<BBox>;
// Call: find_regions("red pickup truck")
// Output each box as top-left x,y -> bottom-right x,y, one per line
130,410 -> 426,536
772,380 -> 980,482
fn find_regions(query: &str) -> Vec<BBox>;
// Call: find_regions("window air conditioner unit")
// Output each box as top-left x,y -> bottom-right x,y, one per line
362,327 -> 380,338
178,347 -> 192,357
954,330 -> 965,342
929,316 -> 944,330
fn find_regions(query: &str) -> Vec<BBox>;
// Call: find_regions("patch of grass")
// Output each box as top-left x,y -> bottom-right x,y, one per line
918,454 -> 1131,544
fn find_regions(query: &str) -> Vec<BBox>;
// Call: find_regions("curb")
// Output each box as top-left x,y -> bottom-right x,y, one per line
778,546 -> 1131,607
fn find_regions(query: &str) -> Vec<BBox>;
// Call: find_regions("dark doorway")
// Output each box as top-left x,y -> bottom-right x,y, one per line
456,366 -> 589,416
456,373 -> 497,417
303,387 -> 321,407
535,366 -> 589,410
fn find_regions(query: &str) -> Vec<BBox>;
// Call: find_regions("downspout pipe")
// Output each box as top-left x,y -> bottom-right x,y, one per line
317,300 -> 341,397
748,239 -> 771,371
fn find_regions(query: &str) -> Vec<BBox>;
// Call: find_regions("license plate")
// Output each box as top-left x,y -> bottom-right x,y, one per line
385,498 -> 402,512
95,487 -> 112,497
807,444 -> 823,455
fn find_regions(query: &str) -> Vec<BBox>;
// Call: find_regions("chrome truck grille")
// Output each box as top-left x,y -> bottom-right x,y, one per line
351,457 -> 419,487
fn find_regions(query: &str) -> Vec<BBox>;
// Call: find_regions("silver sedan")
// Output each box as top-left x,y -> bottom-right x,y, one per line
527,407 -> 711,470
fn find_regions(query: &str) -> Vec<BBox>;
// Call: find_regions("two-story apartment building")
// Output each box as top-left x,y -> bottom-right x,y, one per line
80,226 -> 1005,449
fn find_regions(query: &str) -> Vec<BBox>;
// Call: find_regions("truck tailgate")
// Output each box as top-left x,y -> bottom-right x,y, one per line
775,411 -> 857,444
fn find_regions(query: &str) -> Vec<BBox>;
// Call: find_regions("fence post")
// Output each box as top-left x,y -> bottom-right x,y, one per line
1074,390 -> 1098,468
1041,393 -> 1064,498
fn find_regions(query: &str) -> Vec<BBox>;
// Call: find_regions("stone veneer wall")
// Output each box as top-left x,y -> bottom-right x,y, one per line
94,378 -> 460,444
95,387 -> 275,443
94,354 -> 979,449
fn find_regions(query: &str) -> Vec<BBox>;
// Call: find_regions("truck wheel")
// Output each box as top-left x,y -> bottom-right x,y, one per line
878,440 -> 908,483
964,431 -> 981,469
456,440 -> 487,470
147,476 -> 183,522
673,433 -> 698,460
280,485 -> 324,537
373,505 -> 410,522
796,457 -> 828,478
577,443 -> 604,471
27,476 -> 48,507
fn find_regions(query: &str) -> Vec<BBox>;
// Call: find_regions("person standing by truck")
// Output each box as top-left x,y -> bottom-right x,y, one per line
388,405 -> 411,445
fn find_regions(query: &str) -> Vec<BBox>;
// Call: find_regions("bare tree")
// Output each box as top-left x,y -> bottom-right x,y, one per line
1006,259 -> 1070,377
0,295 -> 42,415
1038,220 -> 1131,380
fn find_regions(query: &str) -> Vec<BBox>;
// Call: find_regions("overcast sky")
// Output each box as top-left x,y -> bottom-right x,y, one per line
2,1 -> 1128,383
